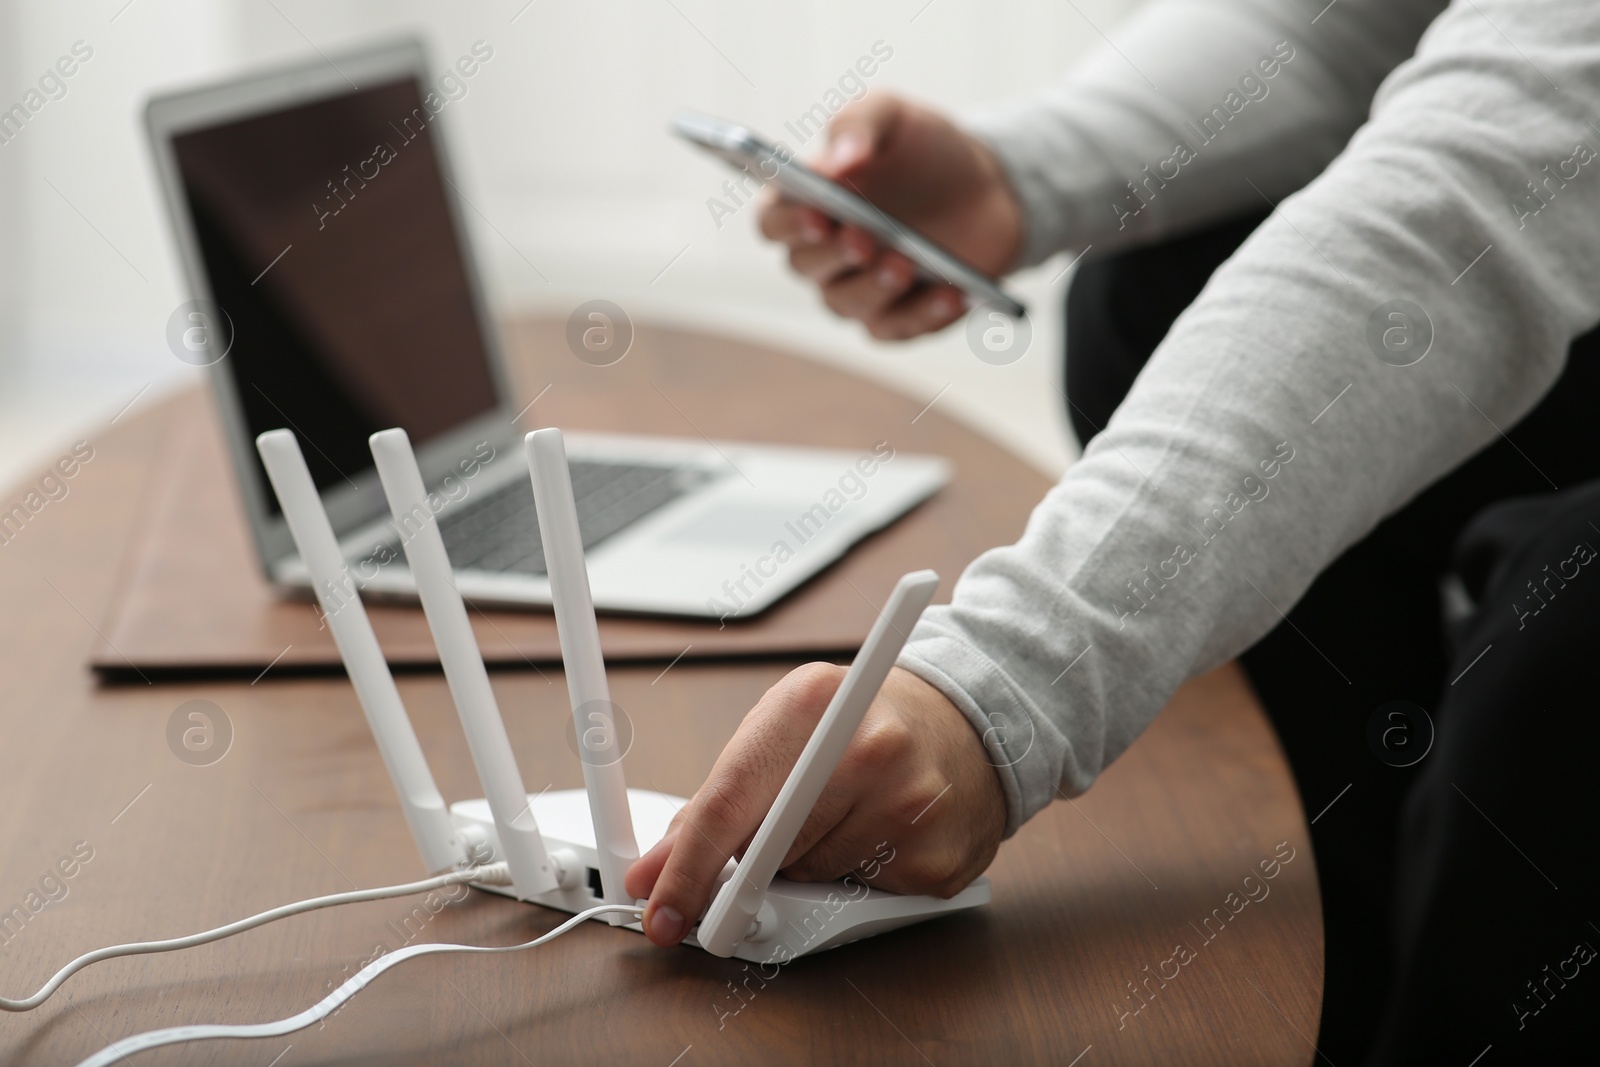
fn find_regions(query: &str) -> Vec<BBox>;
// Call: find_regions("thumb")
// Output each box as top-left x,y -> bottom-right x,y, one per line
814,93 -> 903,179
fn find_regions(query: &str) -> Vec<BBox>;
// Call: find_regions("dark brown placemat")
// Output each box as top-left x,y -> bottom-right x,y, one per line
91,319 -> 1048,678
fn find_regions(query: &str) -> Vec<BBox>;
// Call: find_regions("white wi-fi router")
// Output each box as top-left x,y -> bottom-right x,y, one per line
256,426 -> 988,963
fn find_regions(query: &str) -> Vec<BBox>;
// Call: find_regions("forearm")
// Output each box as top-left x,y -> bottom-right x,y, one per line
966,0 -> 1445,264
908,0 -> 1600,833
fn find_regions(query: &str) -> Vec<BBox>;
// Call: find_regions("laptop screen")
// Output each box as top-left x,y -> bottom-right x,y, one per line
170,77 -> 500,514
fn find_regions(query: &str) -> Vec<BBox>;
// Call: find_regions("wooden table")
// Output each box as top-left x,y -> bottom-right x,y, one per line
0,321 -> 1320,1065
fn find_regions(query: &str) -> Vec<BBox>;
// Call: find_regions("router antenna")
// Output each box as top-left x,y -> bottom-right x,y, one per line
526,429 -> 639,916
255,430 -> 463,876
695,570 -> 940,957
368,428 -> 558,900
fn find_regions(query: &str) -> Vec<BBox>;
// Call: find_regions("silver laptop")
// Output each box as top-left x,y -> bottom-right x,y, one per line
143,38 -> 947,619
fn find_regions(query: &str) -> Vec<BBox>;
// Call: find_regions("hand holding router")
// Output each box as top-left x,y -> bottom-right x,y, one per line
260,424 -> 989,960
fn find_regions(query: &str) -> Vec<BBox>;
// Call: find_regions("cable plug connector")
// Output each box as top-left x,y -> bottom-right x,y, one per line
465,861 -> 513,886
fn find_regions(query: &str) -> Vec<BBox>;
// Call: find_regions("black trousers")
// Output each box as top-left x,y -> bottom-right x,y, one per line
1064,215 -> 1600,1066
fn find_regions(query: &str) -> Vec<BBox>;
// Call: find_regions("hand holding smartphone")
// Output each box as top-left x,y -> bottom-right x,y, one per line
673,110 -> 1026,319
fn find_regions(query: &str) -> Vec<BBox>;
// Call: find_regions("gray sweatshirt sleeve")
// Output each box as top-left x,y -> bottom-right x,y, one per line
966,0 -> 1446,264
899,0 -> 1600,835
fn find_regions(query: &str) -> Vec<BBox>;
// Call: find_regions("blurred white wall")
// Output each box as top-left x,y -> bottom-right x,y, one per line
0,1 -> 16,374
0,0 -> 238,479
0,0 -> 1145,489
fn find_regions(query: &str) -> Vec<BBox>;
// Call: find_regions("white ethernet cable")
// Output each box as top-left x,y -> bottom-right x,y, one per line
0,864 -> 511,1014
75,903 -> 644,1067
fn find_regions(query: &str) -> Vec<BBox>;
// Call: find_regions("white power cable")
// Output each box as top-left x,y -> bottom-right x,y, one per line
75,903 -> 644,1067
0,863 -> 512,1013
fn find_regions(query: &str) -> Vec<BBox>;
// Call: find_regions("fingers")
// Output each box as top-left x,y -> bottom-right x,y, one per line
776,702 -> 914,871
865,284 -> 967,341
779,233 -> 964,340
776,782 -> 981,899
786,225 -> 881,284
777,770 -> 993,899
782,234 -> 966,340
754,93 -> 965,341
777,715 -> 964,894
622,816 -> 680,901
762,93 -> 901,273
782,668 -> 1003,898
758,195 -> 832,246
779,810 -> 934,893
819,250 -> 917,321
752,91 -> 994,342
759,189 -> 966,339
632,663 -> 849,946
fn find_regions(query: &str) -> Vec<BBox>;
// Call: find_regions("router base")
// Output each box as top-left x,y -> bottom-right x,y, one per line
451,789 -> 989,963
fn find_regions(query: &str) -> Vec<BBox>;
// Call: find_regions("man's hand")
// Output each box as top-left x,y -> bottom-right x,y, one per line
623,664 -> 1007,946
758,92 -> 1024,341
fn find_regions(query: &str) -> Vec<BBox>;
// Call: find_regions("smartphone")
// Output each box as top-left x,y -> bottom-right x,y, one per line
673,110 -> 1026,319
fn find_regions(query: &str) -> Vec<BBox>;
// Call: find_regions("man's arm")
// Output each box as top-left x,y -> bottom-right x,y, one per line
910,0 -> 1600,834
973,0 -> 1447,263
626,0 -> 1600,943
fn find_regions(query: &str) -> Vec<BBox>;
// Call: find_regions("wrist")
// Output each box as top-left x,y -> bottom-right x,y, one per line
966,137 -> 1026,276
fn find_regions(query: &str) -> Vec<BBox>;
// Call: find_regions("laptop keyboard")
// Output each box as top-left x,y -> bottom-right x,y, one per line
431,459 -> 710,576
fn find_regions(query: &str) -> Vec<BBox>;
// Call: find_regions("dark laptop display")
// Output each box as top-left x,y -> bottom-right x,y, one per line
170,78 -> 499,513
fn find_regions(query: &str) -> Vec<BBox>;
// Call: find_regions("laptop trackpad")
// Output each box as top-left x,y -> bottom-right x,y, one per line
660,502 -> 810,551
